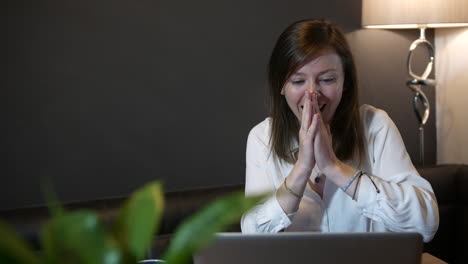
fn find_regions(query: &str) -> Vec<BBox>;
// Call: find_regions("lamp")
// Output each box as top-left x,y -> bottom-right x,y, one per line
362,0 -> 468,165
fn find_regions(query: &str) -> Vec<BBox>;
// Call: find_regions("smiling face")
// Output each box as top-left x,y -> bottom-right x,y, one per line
281,49 -> 344,124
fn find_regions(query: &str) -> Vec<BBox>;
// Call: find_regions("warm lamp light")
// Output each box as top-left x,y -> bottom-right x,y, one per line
362,0 -> 468,165
362,0 -> 468,29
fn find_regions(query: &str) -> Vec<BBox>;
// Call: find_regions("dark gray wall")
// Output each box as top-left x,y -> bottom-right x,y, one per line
2,0 -> 435,210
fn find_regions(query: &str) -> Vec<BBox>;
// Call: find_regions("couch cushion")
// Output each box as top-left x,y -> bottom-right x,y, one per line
418,164 -> 468,264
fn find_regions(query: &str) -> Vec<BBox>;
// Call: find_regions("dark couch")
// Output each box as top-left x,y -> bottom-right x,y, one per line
1,164 -> 467,263
418,164 -> 468,263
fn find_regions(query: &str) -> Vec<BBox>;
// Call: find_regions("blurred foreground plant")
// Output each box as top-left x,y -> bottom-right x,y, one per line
0,181 -> 263,264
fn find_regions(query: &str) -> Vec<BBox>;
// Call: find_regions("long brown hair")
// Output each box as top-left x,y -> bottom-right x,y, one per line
268,19 -> 364,164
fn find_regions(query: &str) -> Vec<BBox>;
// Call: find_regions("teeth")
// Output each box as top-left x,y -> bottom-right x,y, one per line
300,104 -> 325,111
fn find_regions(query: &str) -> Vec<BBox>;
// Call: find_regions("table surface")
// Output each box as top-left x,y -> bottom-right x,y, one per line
422,253 -> 447,264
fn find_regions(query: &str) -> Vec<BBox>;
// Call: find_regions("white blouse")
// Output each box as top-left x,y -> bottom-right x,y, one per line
241,104 -> 439,242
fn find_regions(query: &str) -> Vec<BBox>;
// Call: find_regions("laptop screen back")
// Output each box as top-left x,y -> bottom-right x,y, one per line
193,232 -> 423,264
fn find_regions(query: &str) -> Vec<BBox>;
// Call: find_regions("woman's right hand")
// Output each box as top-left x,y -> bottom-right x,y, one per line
296,91 -> 320,174
277,91 -> 320,213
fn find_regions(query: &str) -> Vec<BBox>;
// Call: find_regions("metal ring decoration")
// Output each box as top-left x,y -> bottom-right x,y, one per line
407,38 -> 435,81
412,87 -> 430,126
406,78 -> 436,87
405,30 -> 435,165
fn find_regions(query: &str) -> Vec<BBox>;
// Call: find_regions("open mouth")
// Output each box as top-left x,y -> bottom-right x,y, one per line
300,104 -> 326,112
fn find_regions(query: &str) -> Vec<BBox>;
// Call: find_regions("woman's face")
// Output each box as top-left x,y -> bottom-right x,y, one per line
281,50 -> 344,124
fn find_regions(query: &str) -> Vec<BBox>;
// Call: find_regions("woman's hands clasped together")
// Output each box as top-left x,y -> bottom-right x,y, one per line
297,91 -> 360,197
297,91 -> 339,178
278,91 -> 356,214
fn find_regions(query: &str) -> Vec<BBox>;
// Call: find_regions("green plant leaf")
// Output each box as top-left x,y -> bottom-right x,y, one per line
113,181 -> 164,260
41,211 -> 121,264
162,192 -> 265,264
41,178 -> 64,217
0,221 -> 40,264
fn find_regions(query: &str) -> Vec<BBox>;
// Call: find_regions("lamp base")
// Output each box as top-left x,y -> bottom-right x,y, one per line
406,28 -> 435,166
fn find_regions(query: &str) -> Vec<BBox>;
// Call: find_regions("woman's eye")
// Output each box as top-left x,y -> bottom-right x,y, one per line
319,77 -> 336,84
291,80 -> 305,85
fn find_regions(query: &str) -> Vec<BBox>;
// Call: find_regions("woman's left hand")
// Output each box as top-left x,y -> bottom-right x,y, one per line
311,94 -> 340,174
309,94 -> 360,193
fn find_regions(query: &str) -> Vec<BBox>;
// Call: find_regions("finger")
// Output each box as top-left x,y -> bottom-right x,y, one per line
308,113 -> 320,138
311,92 -> 320,115
315,114 -> 334,156
300,91 -> 313,131
318,114 -> 329,139
326,124 -> 332,136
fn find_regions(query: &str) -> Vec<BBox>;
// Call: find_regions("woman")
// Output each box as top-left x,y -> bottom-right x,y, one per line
241,19 -> 439,242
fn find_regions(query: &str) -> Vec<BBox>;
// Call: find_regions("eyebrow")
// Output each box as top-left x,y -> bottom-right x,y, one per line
293,69 -> 338,76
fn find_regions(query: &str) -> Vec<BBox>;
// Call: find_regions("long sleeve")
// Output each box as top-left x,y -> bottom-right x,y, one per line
357,106 -> 439,242
241,120 -> 293,233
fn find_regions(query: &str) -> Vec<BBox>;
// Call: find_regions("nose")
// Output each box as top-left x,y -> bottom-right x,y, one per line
306,83 -> 320,95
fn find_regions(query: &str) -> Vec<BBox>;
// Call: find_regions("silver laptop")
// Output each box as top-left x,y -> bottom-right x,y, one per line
193,232 -> 423,264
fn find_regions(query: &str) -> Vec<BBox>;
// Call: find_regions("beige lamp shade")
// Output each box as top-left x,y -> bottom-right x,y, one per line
362,0 -> 468,29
